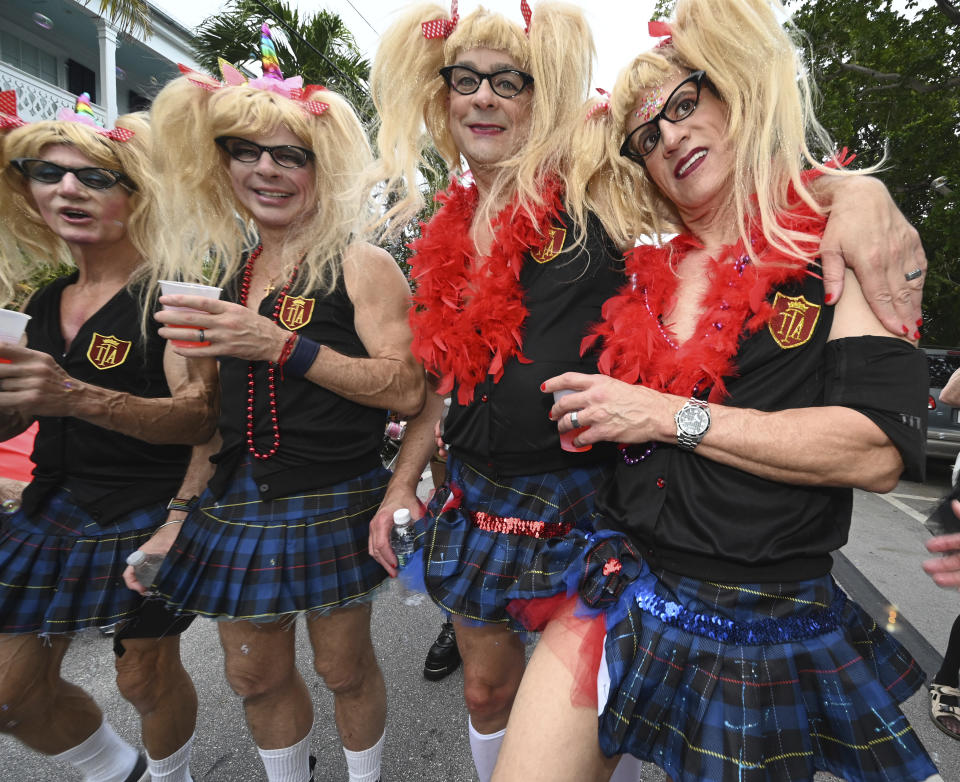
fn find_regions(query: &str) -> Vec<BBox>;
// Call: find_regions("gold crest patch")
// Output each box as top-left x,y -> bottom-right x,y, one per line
86,333 -> 132,370
768,292 -> 821,349
530,226 -> 566,264
278,295 -> 315,331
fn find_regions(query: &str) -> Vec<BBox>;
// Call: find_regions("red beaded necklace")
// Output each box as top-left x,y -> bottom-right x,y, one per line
238,244 -> 301,460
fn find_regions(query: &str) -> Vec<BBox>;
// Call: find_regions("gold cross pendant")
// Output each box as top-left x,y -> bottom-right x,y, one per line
264,281 -> 276,295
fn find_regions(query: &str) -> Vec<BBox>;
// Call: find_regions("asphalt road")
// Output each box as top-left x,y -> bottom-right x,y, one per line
3,461 -> 960,781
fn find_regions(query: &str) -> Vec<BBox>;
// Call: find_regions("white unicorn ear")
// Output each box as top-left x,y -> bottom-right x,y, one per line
218,58 -> 248,87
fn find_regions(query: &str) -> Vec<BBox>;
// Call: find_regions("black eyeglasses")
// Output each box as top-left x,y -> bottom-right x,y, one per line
439,65 -> 534,99
11,158 -> 135,190
215,136 -> 315,169
620,71 -> 711,164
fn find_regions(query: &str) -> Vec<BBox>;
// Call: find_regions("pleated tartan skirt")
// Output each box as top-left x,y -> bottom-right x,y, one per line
0,489 -> 164,635
415,456 -> 608,625
153,462 -> 389,621
507,530 -> 939,782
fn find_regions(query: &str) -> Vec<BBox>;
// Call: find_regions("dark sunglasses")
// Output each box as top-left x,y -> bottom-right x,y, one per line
215,136 -> 315,169
620,71 -> 713,165
439,65 -> 534,99
11,158 -> 135,190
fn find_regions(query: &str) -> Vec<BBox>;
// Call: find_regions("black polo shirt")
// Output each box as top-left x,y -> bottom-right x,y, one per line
445,214 -> 623,477
22,273 -> 190,523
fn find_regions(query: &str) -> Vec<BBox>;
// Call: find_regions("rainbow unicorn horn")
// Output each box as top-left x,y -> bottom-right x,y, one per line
73,92 -> 98,121
260,23 -> 283,81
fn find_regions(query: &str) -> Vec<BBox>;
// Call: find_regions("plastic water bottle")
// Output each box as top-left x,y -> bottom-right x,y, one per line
126,551 -> 165,591
391,508 -> 415,568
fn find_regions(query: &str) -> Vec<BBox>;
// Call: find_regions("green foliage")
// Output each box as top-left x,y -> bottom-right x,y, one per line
787,0 -> 960,345
97,0 -> 151,37
192,0 -> 372,124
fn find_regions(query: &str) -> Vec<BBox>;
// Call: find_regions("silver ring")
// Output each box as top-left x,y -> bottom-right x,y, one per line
904,268 -> 923,281
198,329 -> 206,342
570,410 -> 580,429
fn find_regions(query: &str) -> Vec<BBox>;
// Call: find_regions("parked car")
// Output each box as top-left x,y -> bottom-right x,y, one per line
925,347 -> 960,466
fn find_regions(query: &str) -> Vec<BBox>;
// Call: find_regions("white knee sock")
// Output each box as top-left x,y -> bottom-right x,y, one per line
53,720 -> 139,782
468,718 -> 505,782
146,731 -> 195,782
342,730 -> 385,782
258,727 -> 313,782
608,753 -> 644,782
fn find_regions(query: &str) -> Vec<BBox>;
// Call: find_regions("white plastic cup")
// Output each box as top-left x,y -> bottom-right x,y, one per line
552,388 -> 591,453
159,280 -> 222,347
0,309 -> 30,362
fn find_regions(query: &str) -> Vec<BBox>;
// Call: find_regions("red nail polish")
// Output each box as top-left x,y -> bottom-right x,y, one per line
901,325 -> 909,335
916,318 -> 923,327
540,383 -> 546,392
914,330 -> 921,340
824,292 -> 834,305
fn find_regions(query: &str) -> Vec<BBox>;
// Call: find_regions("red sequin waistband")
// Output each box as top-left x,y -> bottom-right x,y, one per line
469,511 -> 573,539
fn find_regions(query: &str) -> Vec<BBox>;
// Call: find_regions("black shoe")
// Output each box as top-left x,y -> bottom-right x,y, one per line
123,752 -> 149,782
423,621 -> 460,681
309,755 -> 317,782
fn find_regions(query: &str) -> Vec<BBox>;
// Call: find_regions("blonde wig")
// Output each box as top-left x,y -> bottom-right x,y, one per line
148,77 -> 375,301
370,1 -> 593,233
568,0 -> 868,261
0,113 -> 156,305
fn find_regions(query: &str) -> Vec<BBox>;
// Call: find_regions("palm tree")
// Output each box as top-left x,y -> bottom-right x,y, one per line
98,0 -> 151,37
192,0 -> 372,124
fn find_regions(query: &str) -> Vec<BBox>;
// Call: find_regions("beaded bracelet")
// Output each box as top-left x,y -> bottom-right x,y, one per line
276,332 -> 298,371
283,335 -> 321,378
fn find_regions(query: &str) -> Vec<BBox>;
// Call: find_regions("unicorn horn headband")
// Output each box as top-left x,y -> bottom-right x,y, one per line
56,92 -> 135,141
178,23 -> 329,117
0,90 -> 26,130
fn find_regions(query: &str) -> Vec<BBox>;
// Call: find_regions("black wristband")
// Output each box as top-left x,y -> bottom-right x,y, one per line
283,336 -> 321,378
166,496 -> 199,513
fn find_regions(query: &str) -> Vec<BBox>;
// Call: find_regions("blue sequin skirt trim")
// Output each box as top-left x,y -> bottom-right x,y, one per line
507,530 -> 937,782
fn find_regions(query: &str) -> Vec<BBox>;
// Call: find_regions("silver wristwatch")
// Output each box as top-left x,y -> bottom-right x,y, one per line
675,397 -> 710,451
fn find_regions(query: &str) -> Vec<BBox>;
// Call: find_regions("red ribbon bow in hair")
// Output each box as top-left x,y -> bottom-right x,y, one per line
520,0 -> 532,34
422,0 -> 459,39
648,20 -> 673,47
0,91 -> 26,130
586,87 -> 610,120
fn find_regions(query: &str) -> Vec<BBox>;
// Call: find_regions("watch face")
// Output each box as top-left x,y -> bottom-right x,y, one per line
678,404 -> 709,435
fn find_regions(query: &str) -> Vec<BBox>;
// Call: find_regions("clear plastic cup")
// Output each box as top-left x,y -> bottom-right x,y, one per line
0,309 -> 30,363
552,388 -> 591,452
159,280 -> 222,348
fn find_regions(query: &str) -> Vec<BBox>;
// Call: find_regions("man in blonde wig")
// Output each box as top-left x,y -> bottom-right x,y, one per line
367,3 -> 640,780
128,31 -> 424,782
0,107 -> 217,782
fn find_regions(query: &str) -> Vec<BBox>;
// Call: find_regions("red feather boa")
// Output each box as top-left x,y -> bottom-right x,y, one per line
408,178 -> 565,405
582,175 -> 834,402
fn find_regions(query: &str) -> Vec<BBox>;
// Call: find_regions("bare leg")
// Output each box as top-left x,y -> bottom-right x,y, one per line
115,635 -> 197,758
455,620 -> 526,733
218,619 -> 313,749
306,602 -> 386,751
0,634 -> 102,754
491,618 -> 618,782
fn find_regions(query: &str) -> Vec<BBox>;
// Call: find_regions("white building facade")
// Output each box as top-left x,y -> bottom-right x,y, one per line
0,0 -> 201,126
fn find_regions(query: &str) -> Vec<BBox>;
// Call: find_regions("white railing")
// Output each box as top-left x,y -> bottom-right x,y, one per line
0,64 -> 107,124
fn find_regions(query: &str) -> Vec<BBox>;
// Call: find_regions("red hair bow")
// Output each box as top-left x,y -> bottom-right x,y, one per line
0,90 -> 26,130
422,0 -> 459,39
648,20 -> 673,47
520,0 -> 532,34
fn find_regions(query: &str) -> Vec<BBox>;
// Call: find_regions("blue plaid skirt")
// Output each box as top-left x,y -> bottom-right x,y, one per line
507,530 -> 937,782
412,457 -> 608,625
153,463 -> 389,620
0,489 -> 166,635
